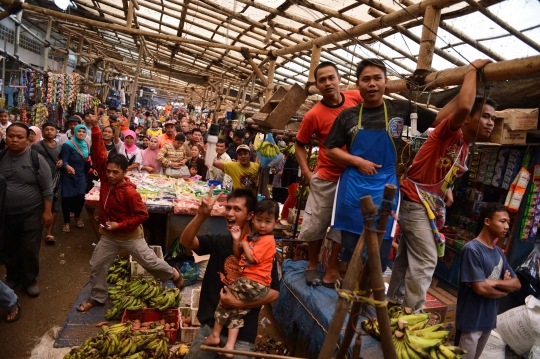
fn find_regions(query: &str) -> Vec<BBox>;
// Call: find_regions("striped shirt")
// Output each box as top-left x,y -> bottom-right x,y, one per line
156,143 -> 186,167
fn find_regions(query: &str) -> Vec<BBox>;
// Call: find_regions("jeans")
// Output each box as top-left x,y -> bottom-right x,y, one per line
0,205 -> 43,286
89,235 -> 175,303
340,230 -> 393,268
184,324 -> 255,359
387,199 -> 438,310
0,280 -> 18,311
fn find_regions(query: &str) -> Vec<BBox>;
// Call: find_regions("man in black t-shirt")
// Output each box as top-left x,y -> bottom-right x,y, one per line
180,189 -> 279,358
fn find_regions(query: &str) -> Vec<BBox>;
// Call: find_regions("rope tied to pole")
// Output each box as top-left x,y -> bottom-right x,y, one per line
334,281 -> 389,308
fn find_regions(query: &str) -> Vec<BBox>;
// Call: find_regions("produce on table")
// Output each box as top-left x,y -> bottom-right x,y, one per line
106,256 -> 130,285
175,344 -> 190,358
105,278 -> 182,320
63,321 -> 171,359
362,306 -> 468,359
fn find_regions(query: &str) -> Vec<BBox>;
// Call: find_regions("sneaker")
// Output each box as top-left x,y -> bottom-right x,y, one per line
26,283 -> 40,297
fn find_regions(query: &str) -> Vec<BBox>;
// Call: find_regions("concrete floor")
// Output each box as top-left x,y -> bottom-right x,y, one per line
0,209 -> 286,359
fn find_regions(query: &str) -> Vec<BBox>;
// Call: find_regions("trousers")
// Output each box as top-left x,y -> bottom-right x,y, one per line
0,205 -> 43,286
458,330 -> 491,359
387,199 -> 438,310
89,235 -> 174,303
0,280 -> 18,311
62,194 -> 85,223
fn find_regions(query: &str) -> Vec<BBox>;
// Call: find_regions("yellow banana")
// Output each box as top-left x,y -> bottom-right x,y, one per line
415,323 -> 444,334
406,334 -> 442,350
413,331 -> 449,340
405,343 -> 423,359
438,345 -> 456,359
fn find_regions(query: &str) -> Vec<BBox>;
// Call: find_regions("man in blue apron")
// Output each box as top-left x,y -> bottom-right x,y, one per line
388,59 -> 495,311
325,58 -> 437,270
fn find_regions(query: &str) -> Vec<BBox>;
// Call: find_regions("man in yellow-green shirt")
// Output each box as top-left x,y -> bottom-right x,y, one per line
213,144 -> 260,193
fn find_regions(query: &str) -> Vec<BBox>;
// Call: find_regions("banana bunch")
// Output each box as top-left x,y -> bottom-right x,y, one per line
104,296 -> 146,320
309,152 -> 318,170
295,185 -> 309,200
282,142 -> 295,157
63,322 -> 171,359
258,141 -> 280,158
361,318 -> 380,339
107,256 -> 130,284
149,288 -> 182,311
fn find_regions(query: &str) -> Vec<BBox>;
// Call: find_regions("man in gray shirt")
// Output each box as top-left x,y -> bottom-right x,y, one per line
0,123 -> 53,297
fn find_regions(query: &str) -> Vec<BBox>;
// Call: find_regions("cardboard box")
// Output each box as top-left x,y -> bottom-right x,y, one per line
496,108 -> 538,131
443,322 -> 456,341
422,292 -> 447,322
428,287 -> 457,323
491,117 -> 527,145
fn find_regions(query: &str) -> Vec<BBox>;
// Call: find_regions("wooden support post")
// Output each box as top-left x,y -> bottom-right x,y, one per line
1,34 -> 6,99
128,46 -> 144,121
307,45 -> 322,83
248,58 -> 268,87
63,32 -> 71,73
234,85 -> 243,108
417,5 -> 441,71
265,58 -> 276,101
42,17 -> 53,71
12,0 -> 23,57
76,36 -> 84,67
126,0 -> 134,29
84,44 -> 92,78
336,185 -> 397,359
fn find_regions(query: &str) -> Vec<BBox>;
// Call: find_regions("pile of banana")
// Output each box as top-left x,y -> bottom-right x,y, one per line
106,256 -> 130,285
63,322 -> 170,359
361,307 -> 468,359
282,142 -> 295,157
105,278 -> 182,320
257,141 -> 280,158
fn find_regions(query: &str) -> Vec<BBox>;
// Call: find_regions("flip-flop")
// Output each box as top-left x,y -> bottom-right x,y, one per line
322,279 -> 344,289
76,299 -> 103,312
305,269 -> 322,286
6,301 -> 20,323
45,235 -> 55,244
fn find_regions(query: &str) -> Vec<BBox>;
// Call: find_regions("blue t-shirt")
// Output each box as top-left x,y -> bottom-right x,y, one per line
456,239 -> 515,332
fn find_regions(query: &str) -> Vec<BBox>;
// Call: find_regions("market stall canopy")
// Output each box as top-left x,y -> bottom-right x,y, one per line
2,0 -> 539,109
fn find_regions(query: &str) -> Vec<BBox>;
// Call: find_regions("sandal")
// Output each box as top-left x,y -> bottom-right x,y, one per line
63,224 -> 70,233
45,235 -> 56,244
6,301 -> 21,323
305,269 -> 322,286
76,299 -> 103,312
76,218 -> 84,228
172,267 -> 185,291
322,279 -> 343,289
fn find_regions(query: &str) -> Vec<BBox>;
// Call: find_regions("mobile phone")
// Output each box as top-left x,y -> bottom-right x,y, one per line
100,223 -> 110,228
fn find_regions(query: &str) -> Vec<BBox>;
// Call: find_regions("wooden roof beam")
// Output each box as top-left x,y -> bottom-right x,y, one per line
2,0 -> 268,55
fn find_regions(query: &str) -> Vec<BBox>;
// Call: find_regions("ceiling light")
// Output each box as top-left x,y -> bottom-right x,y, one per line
54,0 -> 70,11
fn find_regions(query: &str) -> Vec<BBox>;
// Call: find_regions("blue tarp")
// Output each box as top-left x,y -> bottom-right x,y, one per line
273,259 -> 383,359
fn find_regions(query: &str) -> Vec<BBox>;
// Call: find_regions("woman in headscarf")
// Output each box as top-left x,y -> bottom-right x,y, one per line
61,124 -> 90,232
141,137 -> 162,174
28,126 -> 43,147
122,130 -> 143,172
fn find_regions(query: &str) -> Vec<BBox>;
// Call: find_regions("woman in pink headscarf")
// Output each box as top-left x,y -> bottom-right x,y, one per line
28,126 -> 43,147
141,137 -> 162,174
122,130 -> 142,172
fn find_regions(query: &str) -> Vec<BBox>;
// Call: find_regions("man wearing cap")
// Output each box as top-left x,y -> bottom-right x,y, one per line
59,116 -> 91,147
158,120 -> 177,148
213,144 -> 259,193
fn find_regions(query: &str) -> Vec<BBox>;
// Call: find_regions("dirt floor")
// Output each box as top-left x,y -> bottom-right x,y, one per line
0,209 -> 285,359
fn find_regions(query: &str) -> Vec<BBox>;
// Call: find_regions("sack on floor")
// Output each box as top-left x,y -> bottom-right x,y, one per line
496,295 -> 540,355
530,346 -> 540,359
180,261 -> 200,286
478,330 -> 506,359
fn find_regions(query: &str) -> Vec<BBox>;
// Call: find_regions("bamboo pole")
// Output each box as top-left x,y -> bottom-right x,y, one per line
387,54 -> 540,93
464,0 -> 540,53
265,59 -> 276,101
307,45 -> 322,83
128,47 -> 144,121
200,345 -> 306,359
417,5 -> 441,71
270,0 -> 457,57
0,0 -> 268,55
76,36 -> 84,67
63,32 -> 71,73
126,0 -> 134,29
1,34 -> 6,99
42,17 -> 53,71
84,44 -> 92,78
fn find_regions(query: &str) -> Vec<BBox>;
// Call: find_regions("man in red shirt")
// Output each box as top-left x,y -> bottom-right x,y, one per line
295,62 -> 362,287
388,59 -> 495,310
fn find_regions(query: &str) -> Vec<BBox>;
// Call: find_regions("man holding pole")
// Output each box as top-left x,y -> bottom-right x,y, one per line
388,59 -> 495,311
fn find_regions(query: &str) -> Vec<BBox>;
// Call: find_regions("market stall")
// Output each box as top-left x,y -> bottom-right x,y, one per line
85,174 -> 229,249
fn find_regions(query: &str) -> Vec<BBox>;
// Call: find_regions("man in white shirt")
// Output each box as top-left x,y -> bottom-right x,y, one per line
209,138 -> 232,185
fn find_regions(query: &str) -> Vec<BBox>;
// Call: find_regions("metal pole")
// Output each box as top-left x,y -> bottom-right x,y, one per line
12,0 -> 23,58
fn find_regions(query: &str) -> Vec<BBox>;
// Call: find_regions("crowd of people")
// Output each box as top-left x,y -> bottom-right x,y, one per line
0,58 -> 523,359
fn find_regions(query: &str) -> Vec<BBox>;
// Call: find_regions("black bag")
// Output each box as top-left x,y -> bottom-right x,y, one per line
36,141 -> 61,200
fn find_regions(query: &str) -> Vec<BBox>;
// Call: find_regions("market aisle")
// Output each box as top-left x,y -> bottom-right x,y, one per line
0,210 -> 96,359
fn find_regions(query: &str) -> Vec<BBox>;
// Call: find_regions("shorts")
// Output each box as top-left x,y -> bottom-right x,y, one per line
52,197 -> 60,213
298,173 -> 341,244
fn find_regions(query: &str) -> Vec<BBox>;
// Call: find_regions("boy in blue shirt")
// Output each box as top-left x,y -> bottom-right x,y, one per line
456,202 -> 521,359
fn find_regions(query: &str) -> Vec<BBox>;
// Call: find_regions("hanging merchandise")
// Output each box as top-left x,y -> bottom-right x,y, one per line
27,70 -> 36,102
519,165 -> 540,241
92,96 -> 101,108
75,93 -> 99,113
32,103 -> 49,127
505,167 -> 531,213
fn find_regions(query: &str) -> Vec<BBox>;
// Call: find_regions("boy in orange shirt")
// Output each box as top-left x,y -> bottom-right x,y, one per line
205,199 -> 278,357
